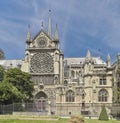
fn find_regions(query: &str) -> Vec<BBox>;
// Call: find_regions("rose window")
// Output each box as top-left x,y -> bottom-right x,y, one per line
30,52 -> 53,73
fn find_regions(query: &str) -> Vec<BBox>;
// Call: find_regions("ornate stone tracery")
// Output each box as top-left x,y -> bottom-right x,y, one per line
37,37 -> 47,48
31,75 -> 54,85
30,52 -> 54,73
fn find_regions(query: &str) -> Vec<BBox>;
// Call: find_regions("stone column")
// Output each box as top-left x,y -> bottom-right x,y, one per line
60,54 -> 64,84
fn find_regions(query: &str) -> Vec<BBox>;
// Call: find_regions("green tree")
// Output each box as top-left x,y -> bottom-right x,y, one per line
99,104 -> 109,120
4,68 -> 34,103
0,49 -> 5,60
0,82 -> 24,104
0,65 -> 5,81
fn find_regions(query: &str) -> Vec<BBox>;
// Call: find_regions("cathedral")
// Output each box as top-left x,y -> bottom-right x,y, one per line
0,14 -> 120,117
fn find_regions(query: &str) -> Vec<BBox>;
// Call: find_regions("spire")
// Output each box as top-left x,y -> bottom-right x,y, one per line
26,24 -> 32,49
41,21 -> 44,30
26,24 -> 31,42
107,54 -> 111,67
48,10 -> 52,38
86,50 -> 91,60
54,24 -> 59,40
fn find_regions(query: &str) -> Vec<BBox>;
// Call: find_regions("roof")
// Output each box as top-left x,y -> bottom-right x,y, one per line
0,60 -> 22,68
0,57 -> 106,68
64,57 -> 106,65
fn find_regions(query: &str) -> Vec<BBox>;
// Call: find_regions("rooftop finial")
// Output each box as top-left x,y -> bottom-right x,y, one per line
55,24 -> 59,40
26,24 -> 31,42
41,21 -> 44,30
48,10 -> 52,38
107,54 -> 111,67
86,50 -> 91,60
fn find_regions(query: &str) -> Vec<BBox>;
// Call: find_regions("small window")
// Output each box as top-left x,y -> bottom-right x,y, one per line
99,76 -> 106,85
71,71 -> 75,79
82,101 -> 85,108
82,93 -> 85,100
118,81 -> 120,87
64,80 -> 68,86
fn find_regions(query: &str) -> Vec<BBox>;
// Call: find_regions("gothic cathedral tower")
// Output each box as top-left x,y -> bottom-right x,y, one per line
21,12 -> 64,112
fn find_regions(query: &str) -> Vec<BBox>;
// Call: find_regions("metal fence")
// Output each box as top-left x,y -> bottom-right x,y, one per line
0,103 -> 120,118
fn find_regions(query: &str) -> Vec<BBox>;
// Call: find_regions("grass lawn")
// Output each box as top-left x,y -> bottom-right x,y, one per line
0,118 -> 120,123
85,119 -> 120,123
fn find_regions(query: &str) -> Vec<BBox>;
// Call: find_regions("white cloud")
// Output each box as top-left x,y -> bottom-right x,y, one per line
60,0 -> 120,49
1,0 -> 120,59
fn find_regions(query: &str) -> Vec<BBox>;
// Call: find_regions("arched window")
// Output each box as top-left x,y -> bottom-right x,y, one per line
98,89 -> 108,102
64,80 -> 68,86
82,93 -> 85,100
66,90 -> 75,102
71,70 -> 75,79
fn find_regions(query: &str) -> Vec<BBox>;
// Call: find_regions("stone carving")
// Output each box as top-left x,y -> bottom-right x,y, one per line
76,88 -> 80,95
31,75 -> 54,85
37,37 -> 47,48
39,85 -> 44,89
30,52 -> 54,73
45,89 -> 56,98
54,75 -> 59,84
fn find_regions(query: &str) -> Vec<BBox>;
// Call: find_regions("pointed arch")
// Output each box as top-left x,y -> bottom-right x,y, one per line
35,91 -> 48,111
71,70 -> 75,79
98,89 -> 108,102
35,91 -> 48,99
66,90 -> 75,102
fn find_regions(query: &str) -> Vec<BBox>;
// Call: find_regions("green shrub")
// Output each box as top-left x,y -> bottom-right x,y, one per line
99,104 -> 109,120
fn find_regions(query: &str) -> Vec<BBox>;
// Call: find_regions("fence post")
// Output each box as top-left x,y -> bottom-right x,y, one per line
12,103 -> 14,112
2,105 -> 4,114
0,104 -> 3,114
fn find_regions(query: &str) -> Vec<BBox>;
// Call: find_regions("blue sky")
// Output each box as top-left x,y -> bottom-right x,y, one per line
0,0 -> 120,63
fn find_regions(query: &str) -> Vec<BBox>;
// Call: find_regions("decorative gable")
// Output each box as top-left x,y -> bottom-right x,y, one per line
30,31 -> 52,48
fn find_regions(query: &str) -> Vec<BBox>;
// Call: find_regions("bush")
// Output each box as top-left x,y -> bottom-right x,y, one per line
68,114 -> 84,123
99,104 -> 109,120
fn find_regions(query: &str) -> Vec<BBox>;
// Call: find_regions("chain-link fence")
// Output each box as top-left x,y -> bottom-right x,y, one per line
0,103 -> 120,118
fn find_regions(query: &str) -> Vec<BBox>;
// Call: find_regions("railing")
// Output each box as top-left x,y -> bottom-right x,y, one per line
0,103 -> 120,118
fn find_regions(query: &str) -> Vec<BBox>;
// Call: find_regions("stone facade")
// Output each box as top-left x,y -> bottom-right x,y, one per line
0,15 -> 120,116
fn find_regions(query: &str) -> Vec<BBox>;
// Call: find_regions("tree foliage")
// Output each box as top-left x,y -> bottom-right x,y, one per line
0,65 -> 5,81
0,82 -> 23,104
99,104 -> 109,120
0,68 -> 34,104
0,49 -> 5,60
